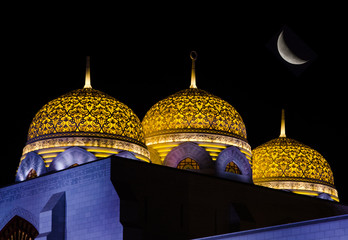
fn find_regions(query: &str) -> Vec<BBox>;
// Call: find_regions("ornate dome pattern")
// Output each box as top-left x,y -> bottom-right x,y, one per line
27,88 -> 145,146
142,88 -> 247,141
252,137 -> 334,187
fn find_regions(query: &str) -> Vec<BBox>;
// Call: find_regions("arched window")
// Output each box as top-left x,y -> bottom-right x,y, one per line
0,215 -> 38,240
225,161 -> 241,174
26,169 -> 37,180
177,158 -> 199,170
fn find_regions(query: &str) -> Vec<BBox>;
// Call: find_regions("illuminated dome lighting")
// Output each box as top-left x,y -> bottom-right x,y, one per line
26,87 -> 145,145
252,110 -> 338,201
143,88 -> 247,140
18,57 -> 149,179
142,52 -> 251,164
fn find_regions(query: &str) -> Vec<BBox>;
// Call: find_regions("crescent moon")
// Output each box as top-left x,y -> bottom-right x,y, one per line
277,31 -> 308,65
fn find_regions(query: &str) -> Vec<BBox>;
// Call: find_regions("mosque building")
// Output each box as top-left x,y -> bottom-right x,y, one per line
0,54 -> 347,239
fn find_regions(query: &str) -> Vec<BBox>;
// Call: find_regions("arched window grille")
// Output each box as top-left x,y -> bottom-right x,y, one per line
0,215 -> 39,240
177,158 -> 200,170
225,161 -> 241,174
26,169 -> 37,180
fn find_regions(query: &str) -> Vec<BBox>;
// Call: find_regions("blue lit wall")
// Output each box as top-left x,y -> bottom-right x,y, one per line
2,156 -> 348,239
0,158 -> 122,239
196,214 -> 348,240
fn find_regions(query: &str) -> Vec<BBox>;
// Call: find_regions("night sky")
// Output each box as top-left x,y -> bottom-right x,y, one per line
1,14 -> 347,204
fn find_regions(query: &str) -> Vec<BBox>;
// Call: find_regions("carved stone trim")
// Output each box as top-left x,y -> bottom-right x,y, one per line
255,181 -> 338,198
145,132 -> 251,155
22,137 -> 150,159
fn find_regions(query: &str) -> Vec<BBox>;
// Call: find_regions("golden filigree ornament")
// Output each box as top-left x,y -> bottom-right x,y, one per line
27,88 -> 145,145
142,51 -> 250,163
142,88 -> 247,140
252,110 -> 338,201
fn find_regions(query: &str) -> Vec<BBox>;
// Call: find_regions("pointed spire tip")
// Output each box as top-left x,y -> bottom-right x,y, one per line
84,56 -> 92,89
280,109 -> 286,137
190,51 -> 197,89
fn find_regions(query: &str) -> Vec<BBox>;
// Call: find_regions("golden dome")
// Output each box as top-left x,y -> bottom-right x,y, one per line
252,137 -> 334,185
142,88 -> 247,141
252,136 -> 338,201
142,52 -> 250,165
17,57 -> 149,182
252,110 -> 338,201
27,88 -> 145,146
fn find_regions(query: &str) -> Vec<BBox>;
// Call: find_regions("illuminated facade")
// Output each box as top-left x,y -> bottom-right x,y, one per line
1,55 -> 347,239
15,54 -> 339,199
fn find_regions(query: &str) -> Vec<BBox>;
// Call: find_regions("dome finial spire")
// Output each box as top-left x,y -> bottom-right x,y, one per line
84,56 -> 92,89
190,51 -> 197,89
280,109 -> 286,137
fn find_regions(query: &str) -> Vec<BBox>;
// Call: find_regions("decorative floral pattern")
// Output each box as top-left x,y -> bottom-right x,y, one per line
27,88 -> 145,146
252,137 -> 334,187
142,88 -> 247,141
